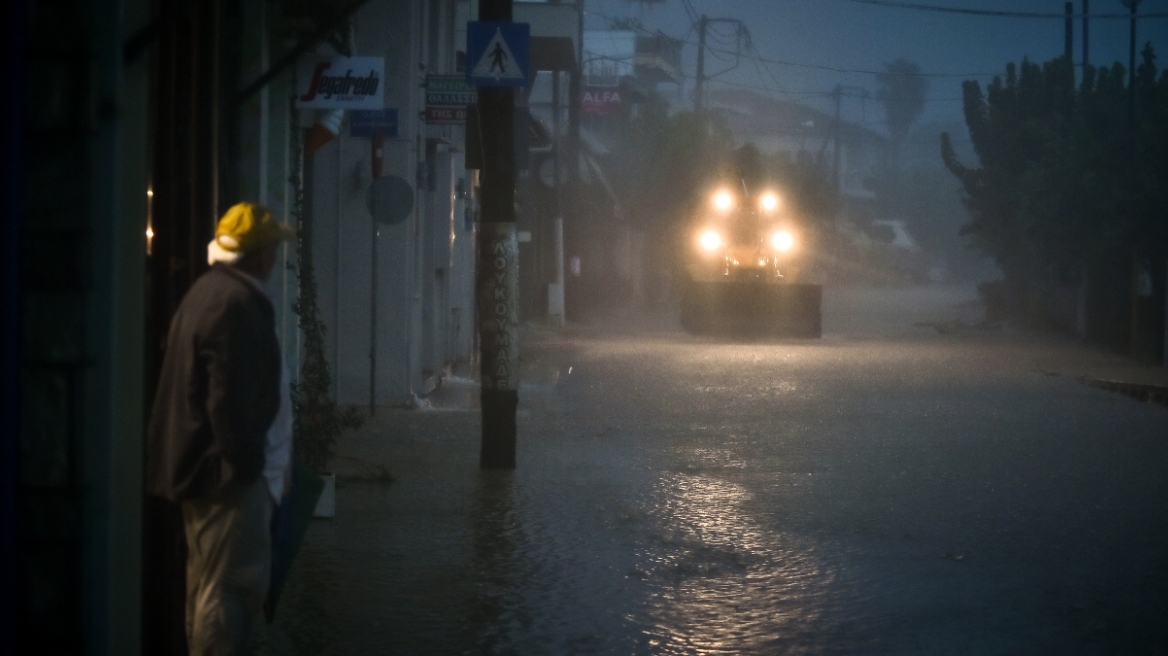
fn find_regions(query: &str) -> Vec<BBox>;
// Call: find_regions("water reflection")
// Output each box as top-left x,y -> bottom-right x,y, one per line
465,471 -> 529,654
637,470 -> 835,654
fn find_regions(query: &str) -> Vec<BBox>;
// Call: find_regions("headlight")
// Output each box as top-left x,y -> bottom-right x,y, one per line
712,190 -> 735,211
759,192 -> 780,212
771,230 -> 796,252
699,230 -> 724,251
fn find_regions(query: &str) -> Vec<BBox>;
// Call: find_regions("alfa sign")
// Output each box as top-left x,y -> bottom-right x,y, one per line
582,87 -> 623,117
296,55 -> 385,110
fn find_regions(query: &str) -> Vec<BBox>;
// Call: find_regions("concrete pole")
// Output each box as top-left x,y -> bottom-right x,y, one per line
695,15 -> 707,114
1065,3 -> 1074,60
370,130 -> 383,417
477,0 -> 519,469
567,0 -> 586,323
549,71 -> 566,327
1127,0 -> 1139,123
1082,0 -> 1090,70
831,85 -> 842,194
1123,0 -> 1140,356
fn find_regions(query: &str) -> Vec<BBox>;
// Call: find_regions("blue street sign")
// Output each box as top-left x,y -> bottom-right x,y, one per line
467,21 -> 530,87
349,109 -> 399,139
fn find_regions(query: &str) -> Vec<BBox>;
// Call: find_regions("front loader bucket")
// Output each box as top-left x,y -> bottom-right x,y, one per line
680,280 -> 822,338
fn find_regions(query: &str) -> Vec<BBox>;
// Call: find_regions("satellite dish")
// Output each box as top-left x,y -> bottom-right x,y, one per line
366,176 -> 414,225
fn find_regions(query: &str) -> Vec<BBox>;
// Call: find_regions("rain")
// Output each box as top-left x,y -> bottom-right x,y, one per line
9,1 -> 1168,654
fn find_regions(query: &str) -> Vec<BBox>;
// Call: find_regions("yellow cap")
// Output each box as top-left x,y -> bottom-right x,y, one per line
214,202 -> 295,253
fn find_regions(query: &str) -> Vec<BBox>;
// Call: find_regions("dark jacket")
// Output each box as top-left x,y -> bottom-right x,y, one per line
147,263 -> 281,502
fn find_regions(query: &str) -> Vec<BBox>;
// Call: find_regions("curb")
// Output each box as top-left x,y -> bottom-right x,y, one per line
1084,377 -> 1168,408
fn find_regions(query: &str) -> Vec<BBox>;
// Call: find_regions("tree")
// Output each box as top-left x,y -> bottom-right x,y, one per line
941,50 -> 1168,337
609,93 -> 735,237
875,59 -> 929,150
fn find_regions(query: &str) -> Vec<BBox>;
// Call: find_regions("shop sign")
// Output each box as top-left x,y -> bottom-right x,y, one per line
425,106 -> 468,124
425,75 -> 476,124
582,87 -> 623,117
427,75 -> 477,105
296,56 -> 385,110
349,109 -> 399,139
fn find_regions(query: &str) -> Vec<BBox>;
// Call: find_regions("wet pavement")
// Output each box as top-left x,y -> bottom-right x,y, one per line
256,286 -> 1168,655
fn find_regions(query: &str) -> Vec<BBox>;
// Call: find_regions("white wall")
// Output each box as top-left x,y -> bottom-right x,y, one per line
309,0 -> 476,406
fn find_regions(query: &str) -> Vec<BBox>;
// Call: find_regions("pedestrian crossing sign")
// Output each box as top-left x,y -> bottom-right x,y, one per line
467,21 -> 530,87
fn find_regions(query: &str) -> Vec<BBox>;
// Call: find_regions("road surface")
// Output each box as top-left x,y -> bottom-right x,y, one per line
258,286 -> 1168,655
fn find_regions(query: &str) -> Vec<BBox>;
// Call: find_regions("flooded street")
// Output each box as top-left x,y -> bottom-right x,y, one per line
258,286 -> 1168,655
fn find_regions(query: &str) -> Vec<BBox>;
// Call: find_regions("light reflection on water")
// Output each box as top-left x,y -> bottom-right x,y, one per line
258,395 -> 859,654
466,472 -> 527,654
635,471 -> 836,655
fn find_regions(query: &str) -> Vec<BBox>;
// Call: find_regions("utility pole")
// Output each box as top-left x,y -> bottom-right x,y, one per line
369,130 -> 384,417
1118,0 -> 1143,358
1121,0 -> 1141,123
549,71 -> 565,327
1082,0 -> 1090,70
693,16 -> 749,116
827,85 -> 865,194
561,0 -> 584,328
1064,2 -> 1074,60
831,85 -> 842,193
694,15 -> 707,113
477,0 -> 519,469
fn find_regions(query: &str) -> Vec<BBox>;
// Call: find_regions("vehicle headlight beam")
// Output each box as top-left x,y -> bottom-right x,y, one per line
699,230 -> 724,251
771,230 -> 796,252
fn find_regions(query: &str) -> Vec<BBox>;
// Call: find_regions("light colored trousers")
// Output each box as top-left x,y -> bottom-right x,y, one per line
182,479 -> 272,655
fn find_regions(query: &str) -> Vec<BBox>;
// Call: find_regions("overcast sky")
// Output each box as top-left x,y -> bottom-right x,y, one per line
580,0 -> 1168,138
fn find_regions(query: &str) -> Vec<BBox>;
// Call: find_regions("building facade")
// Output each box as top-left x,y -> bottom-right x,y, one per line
6,0 -> 485,652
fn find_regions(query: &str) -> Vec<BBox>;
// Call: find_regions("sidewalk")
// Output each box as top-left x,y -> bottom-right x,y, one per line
252,327 -> 575,655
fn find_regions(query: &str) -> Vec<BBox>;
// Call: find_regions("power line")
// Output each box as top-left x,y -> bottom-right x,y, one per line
713,42 -> 1001,78
581,53 -> 976,143
747,40 -> 797,101
839,0 -> 1168,19
583,52 -> 802,96
740,28 -> 967,102
706,76 -> 965,107
583,51 -> 967,102
586,8 -> 1003,78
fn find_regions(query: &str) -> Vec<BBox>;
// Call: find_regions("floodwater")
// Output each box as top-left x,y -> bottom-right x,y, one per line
257,286 -> 1168,655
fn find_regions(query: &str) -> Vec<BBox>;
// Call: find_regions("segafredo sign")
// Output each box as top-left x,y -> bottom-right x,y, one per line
296,56 -> 385,110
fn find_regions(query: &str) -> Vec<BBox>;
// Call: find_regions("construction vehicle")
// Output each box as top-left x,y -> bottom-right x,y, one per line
678,183 -> 822,337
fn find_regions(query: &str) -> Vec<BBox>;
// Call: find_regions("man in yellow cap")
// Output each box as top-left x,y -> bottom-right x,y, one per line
147,202 -> 295,654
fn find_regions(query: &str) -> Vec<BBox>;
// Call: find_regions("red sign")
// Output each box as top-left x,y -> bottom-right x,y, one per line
582,88 -> 623,117
425,105 -> 468,124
